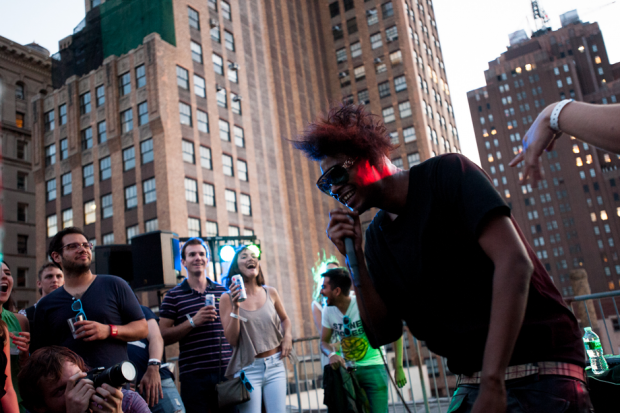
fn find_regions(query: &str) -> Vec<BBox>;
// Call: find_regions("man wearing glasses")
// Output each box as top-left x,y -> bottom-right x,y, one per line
30,227 -> 148,369
294,104 -> 592,413
320,268 -> 406,413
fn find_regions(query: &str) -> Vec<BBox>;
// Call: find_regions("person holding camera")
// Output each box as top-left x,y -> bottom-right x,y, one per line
30,227 -> 148,369
18,346 -> 149,413
159,238 -> 232,413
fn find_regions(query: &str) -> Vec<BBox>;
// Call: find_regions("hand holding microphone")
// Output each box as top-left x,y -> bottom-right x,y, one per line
327,208 -> 362,284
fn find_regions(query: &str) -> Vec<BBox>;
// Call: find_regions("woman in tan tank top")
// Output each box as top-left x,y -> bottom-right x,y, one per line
220,246 -> 293,413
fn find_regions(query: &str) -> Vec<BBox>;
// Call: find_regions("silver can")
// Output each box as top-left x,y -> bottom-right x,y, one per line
205,294 -> 216,307
231,275 -> 247,302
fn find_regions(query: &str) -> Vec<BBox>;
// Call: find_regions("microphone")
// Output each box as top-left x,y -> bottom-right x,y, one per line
345,238 -> 361,287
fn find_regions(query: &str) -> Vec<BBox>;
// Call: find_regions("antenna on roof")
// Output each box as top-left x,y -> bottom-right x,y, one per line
531,0 -> 550,29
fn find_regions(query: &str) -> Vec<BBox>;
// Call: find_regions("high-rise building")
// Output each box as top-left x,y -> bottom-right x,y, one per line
0,35 -> 52,307
31,0 -> 460,337
468,13 -> 620,297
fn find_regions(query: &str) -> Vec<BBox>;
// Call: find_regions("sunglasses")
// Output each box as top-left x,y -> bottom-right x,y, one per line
239,370 -> 254,393
316,159 -> 356,195
343,315 -> 352,337
71,299 -> 88,321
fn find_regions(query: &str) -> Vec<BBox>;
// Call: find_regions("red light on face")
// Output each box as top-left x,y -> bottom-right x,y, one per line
353,160 -> 392,186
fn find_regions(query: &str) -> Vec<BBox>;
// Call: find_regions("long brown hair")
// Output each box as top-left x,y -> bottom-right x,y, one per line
0,319 -> 8,347
225,246 -> 265,290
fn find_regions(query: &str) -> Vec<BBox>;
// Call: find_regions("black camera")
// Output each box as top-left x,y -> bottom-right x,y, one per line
84,361 -> 137,388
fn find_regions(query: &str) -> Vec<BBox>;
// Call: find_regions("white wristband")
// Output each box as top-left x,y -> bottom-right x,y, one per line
186,314 -> 196,328
148,358 -> 161,364
549,99 -> 573,132
328,351 -> 338,358
230,312 -> 248,322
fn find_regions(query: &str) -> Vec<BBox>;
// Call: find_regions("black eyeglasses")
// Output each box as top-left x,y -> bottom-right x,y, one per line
61,242 -> 93,252
343,315 -> 352,337
239,370 -> 254,392
316,159 -> 355,195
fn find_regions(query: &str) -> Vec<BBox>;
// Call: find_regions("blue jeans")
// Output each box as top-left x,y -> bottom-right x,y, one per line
151,378 -> 185,413
448,375 -> 594,412
181,370 -> 234,413
234,352 -> 287,413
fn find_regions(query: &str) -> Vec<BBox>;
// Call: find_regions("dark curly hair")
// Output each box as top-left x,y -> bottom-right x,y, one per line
293,104 -> 395,165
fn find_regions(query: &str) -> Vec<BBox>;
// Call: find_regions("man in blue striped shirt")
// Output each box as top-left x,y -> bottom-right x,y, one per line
160,238 -> 233,413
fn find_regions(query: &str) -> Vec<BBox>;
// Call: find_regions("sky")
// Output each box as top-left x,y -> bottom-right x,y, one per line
1,0 -> 619,166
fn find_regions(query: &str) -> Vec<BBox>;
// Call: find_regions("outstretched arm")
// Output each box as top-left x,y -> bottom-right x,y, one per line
393,336 -> 406,388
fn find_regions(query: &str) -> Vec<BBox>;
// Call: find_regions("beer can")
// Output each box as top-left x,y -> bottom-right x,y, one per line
231,275 -> 247,302
205,294 -> 216,307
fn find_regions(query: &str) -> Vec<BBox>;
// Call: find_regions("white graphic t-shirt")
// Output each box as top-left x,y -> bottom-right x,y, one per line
322,296 -> 383,367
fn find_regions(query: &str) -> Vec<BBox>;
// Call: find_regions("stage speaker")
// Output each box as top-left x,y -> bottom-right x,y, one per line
94,245 -> 134,284
131,231 -> 181,290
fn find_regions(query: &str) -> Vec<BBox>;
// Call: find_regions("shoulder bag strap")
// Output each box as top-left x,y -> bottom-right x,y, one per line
218,330 -> 223,383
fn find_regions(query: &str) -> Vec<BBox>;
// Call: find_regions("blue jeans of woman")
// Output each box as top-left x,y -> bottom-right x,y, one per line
234,352 -> 287,413
151,378 -> 185,413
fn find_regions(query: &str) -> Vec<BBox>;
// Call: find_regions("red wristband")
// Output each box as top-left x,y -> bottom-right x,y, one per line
109,324 -> 118,338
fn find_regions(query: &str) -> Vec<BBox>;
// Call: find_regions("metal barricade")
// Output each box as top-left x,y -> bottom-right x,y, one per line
567,290 -> 620,354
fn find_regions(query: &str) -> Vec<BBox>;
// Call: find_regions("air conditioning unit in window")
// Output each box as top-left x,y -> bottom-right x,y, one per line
333,25 -> 342,31
366,9 -> 377,16
338,72 -> 347,78
232,95 -> 242,102
387,35 -> 398,43
374,57 -> 382,64
228,62 -> 239,70
216,84 -> 223,92
361,99 -> 370,105
209,19 -> 219,28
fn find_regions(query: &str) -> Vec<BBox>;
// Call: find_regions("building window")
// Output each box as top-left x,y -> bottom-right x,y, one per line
206,221 -> 218,237
179,102 -> 192,126
59,138 -> 68,160
191,41 -> 203,63
62,208 -> 73,229
125,185 -> 138,209
390,50 -> 403,66
47,215 -> 58,237
333,25 -> 343,41
119,72 -> 131,96
367,8 -> 378,25
45,144 -> 56,166
194,75 -> 206,98
182,140 -> 195,164
211,25 -> 220,43
378,81 -> 391,98
394,75 -> 407,92
217,87 -> 227,107
347,17 -> 358,35
336,48 -> 347,63
123,147 -> 136,171
228,226 -> 240,236
238,159 -> 248,181
101,194 -> 113,219
61,172 -> 72,196
46,179 -> 57,201
399,101 -> 412,118
203,183 -> 215,206
102,233 -> 114,245
219,119 -> 230,141
340,71 -> 351,87
83,164 -> 94,187
15,83 -> 24,100
234,126 -> 245,147
382,1 -> 394,18
185,178 -> 198,203
98,121 -> 107,143
17,203 -> 27,223
100,156 -> 111,180
16,140 -> 27,160
188,218 -> 201,237
224,30 -> 235,51
138,101 -> 148,125
329,1 -> 339,17
403,126 -> 416,142
143,178 -> 156,204
96,85 -> 105,107
354,65 -> 365,80
240,194 -> 252,216
197,110 -> 209,133
84,200 -> 96,225
389,132 -> 398,145
81,127 -> 93,150
145,218 -> 158,232
59,104 -> 67,125
228,63 -> 238,83
407,152 -> 420,166
133,65 -> 146,89
370,32 -> 383,49
44,110 -> 55,132
225,189 -> 237,212
17,172 -> 27,191
188,6 -> 200,29
177,66 -> 189,89
200,146 -> 212,169
392,157 -> 403,168
213,54 -> 224,75
382,107 -> 395,123
80,92 -> 91,115
386,25 -> 398,42
231,93 -> 242,115
222,1 -> 231,19
126,225 -> 140,242
222,154 -> 234,176
358,89 -> 369,105
140,138 -> 153,164
121,108 -> 133,133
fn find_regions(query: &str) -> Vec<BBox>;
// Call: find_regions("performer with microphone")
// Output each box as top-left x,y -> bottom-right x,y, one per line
293,104 -> 592,413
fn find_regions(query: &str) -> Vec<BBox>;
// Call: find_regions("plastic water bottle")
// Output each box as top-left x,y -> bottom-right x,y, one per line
583,327 -> 608,374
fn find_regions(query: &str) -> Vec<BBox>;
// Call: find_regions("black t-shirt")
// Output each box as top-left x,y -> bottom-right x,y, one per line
127,306 -> 173,383
31,274 -> 145,369
364,154 -> 584,374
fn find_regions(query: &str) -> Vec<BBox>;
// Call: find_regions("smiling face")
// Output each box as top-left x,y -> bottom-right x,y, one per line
236,248 -> 260,280
182,244 -> 209,276
51,233 -> 92,274
38,267 -> 64,297
320,276 -> 339,306
0,263 -> 14,305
